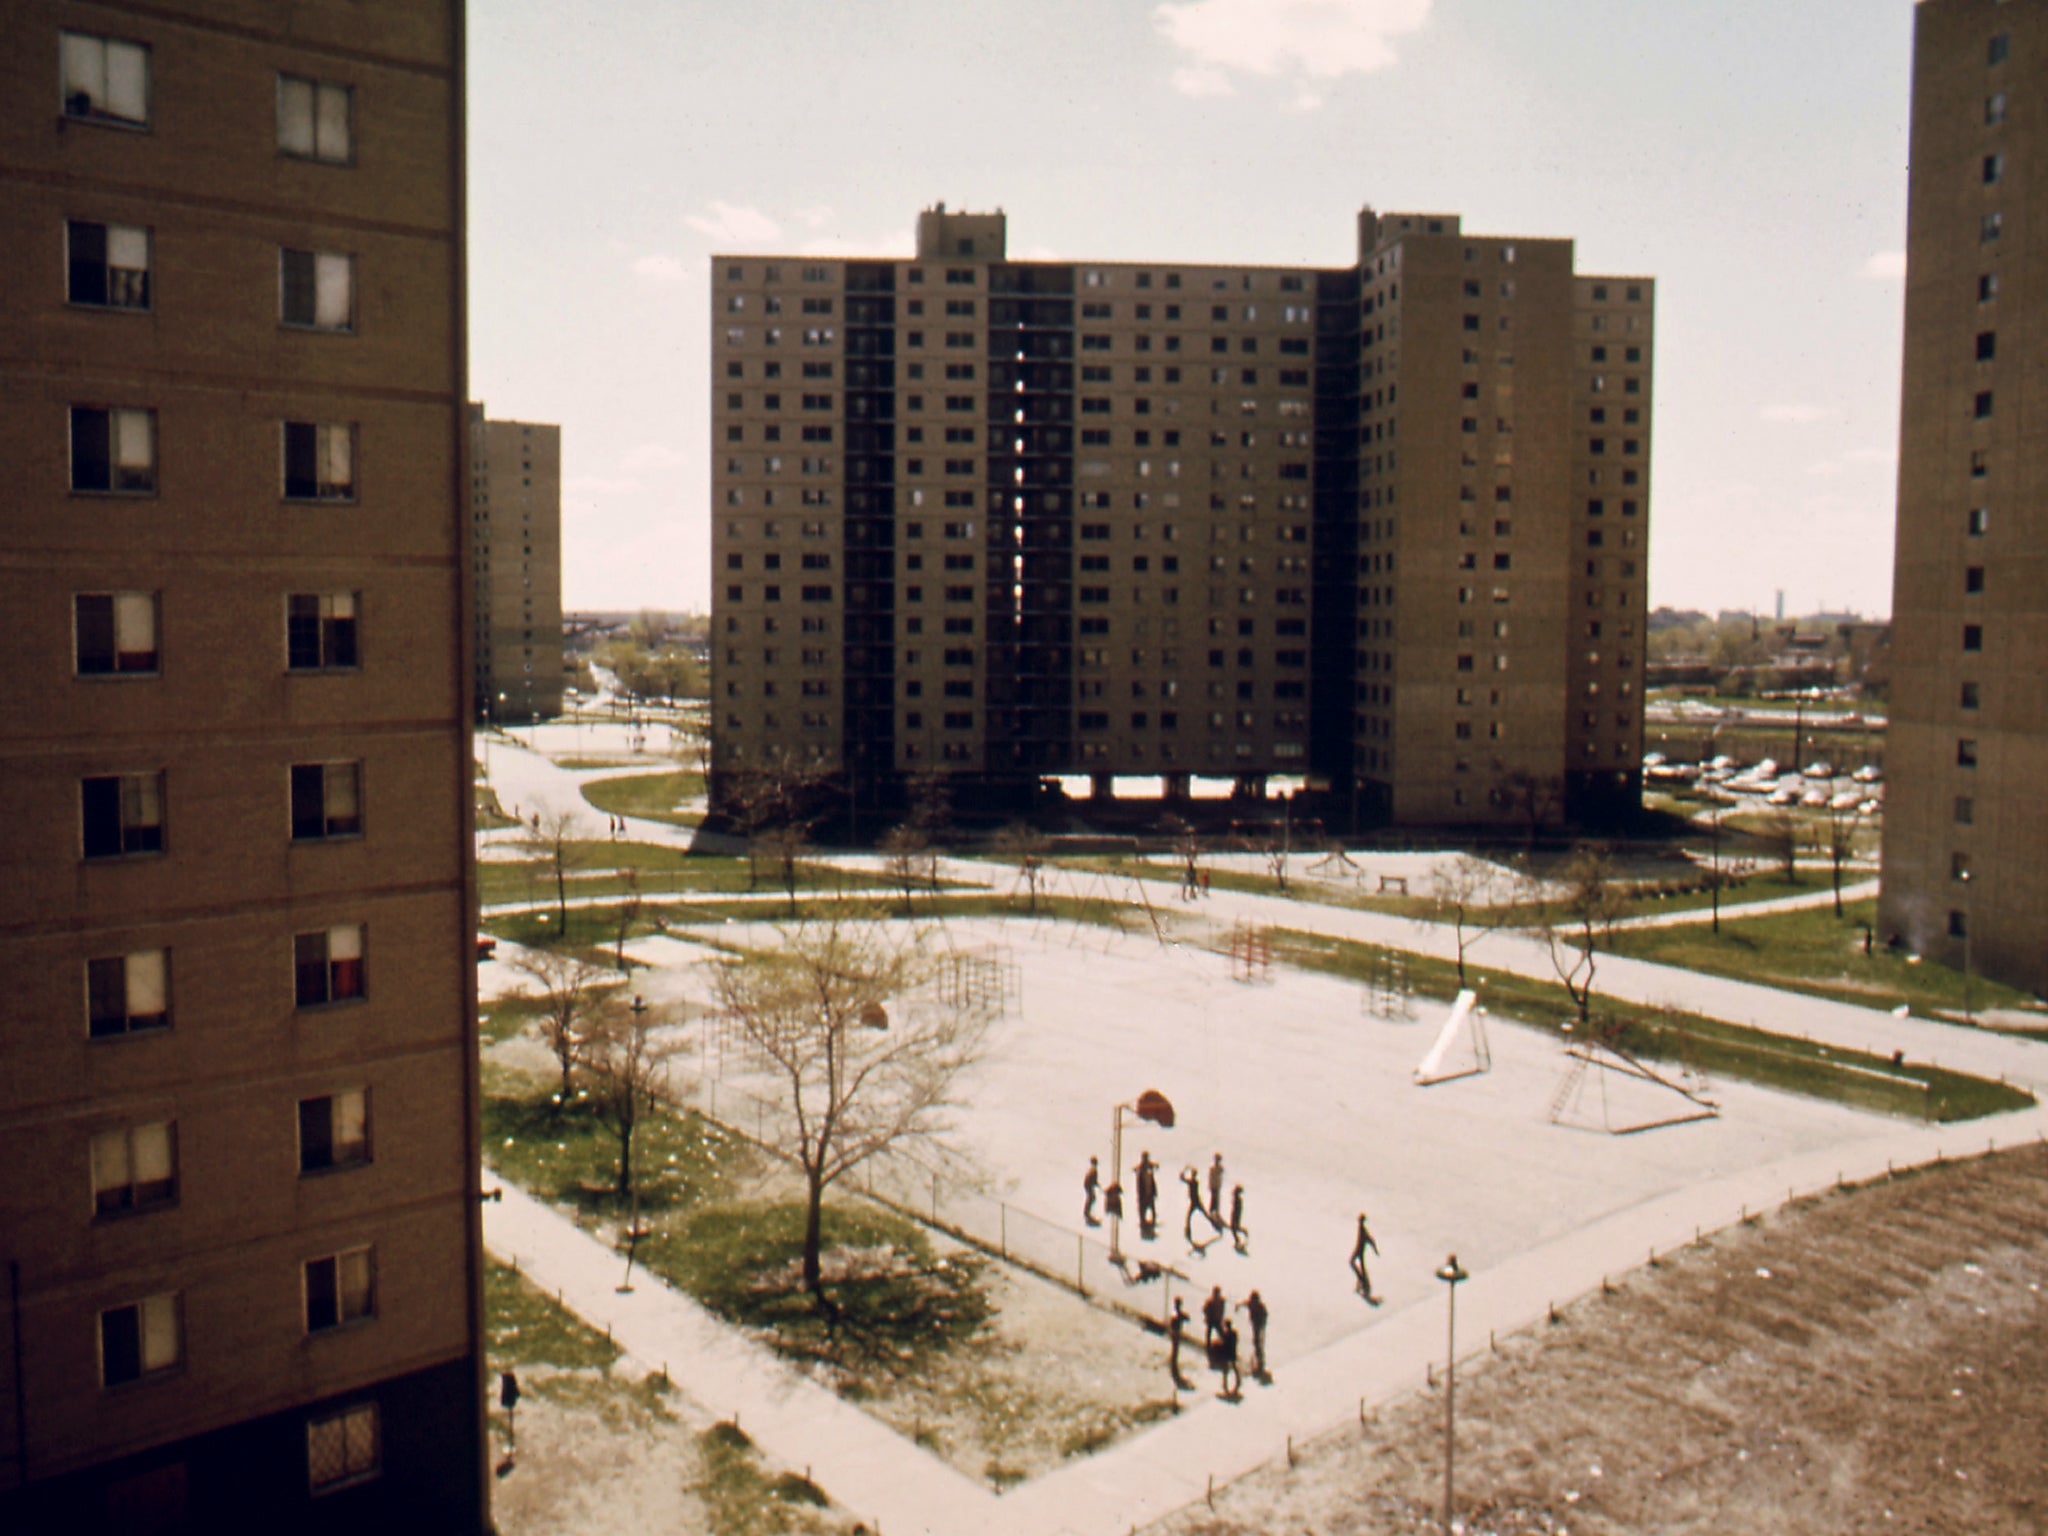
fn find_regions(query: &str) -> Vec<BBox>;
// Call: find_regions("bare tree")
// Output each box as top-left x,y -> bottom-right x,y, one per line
1494,769 -> 1564,849
582,994 -> 681,1199
993,821 -> 1050,914
707,918 -> 988,1312
1428,853 -> 1515,988
523,807 -> 587,934
1822,800 -> 1859,917
878,823 -> 935,915
612,868 -> 644,969
509,947 -> 611,1107
725,754 -> 825,893
756,822 -> 811,914
1765,806 -> 1802,885
1527,845 -> 1623,1029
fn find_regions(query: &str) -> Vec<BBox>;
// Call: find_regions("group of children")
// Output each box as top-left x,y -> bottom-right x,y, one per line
1083,1149 -> 1249,1256
1167,1285 -> 1267,1397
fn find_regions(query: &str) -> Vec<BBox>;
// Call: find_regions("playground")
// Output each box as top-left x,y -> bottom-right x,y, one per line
604,910 -> 1895,1373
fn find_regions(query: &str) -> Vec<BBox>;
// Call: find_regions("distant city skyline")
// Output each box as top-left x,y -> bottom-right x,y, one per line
469,0 -> 1916,619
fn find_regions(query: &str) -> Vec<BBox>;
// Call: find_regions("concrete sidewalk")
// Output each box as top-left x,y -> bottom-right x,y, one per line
483,1174 -> 1006,1534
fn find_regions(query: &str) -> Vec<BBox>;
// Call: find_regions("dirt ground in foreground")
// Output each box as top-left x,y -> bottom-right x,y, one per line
1144,1141 -> 2048,1536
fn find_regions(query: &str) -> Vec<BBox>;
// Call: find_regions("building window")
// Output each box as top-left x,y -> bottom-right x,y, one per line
280,249 -> 354,331
67,221 -> 150,310
1949,909 -> 1969,939
1957,739 -> 1977,768
1981,212 -> 2002,243
91,1121 -> 177,1215
283,422 -> 355,500
277,75 -> 352,163
304,1247 -> 375,1332
295,924 -> 365,1007
70,406 -> 156,493
74,592 -> 158,675
1988,32 -> 2009,66
61,31 -> 150,126
88,949 -> 169,1037
291,762 -> 362,840
308,1403 -> 381,1495
100,1294 -> 181,1388
1967,506 -> 1989,535
287,593 -> 359,670
1962,624 -> 1983,652
1960,681 -> 1980,710
1987,91 -> 2007,125
1983,153 -> 2003,185
82,772 -> 163,858
298,1089 -> 369,1171
1954,795 -> 1974,826
1974,391 -> 1994,420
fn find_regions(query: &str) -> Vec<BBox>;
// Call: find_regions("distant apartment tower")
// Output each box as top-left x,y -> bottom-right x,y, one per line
470,408 -> 564,723
0,4 -> 486,1530
1881,0 -> 2048,996
710,206 -> 1652,828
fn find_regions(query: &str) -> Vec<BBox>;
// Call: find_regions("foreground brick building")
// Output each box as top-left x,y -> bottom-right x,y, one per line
711,206 -> 1653,831
1881,0 -> 2048,998
0,2 -> 485,1527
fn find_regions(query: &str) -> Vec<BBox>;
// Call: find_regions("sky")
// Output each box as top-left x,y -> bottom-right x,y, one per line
467,0 -> 1918,620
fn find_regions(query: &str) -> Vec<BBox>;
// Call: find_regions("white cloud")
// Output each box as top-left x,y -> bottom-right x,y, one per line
1155,0 -> 1431,100
793,205 -> 834,230
1172,64 -> 1235,97
630,253 -> 689,284
620,443 -> 689,473
1861,251 -> 1907,280
1762,403 -> 1832,425
565,476 -> 645,499
686,200 -> 784,246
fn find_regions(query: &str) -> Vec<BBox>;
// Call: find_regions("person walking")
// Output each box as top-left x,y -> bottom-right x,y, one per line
1136,1152 -> 1159,1235
1228,1183 -> 1248,1253
1207,1152 -> 1226,1221
1350,1212 -> 1381,1304
1167,1298 -> 1191,1388
1242,1290 -> 1269,1379
1181,1166 -> 1217,1248
1202,1284 -> 1227,1349
1082,1156 -> 1101,1226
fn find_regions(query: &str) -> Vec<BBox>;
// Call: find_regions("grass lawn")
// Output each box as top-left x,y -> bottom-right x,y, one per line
1607,897 -> 2043,1024
486,1256 -> 620,1374
1265,927 -> 2031,1123
582,769 -> 706,826
482,1061 -> 996,1386
479,842 -> 909,908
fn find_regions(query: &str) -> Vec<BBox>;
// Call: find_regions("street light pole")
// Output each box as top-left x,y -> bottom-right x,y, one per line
618,995 -> 650,1293
1960,869 -> 1975,1025
1436,1253 -> 1470,1534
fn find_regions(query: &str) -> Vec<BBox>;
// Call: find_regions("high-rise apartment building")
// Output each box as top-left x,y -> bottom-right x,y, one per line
470,408 -> 564,724
0,4 -> 486,1528
710,207 -> 1652,829
1881,0 -> 2048,996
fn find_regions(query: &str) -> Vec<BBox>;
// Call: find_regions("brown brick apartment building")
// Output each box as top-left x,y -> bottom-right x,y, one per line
470,407 -> 564,725
1881,0 -> 2048,997
0,3 -> 486,1529
710,206 -> 1652,832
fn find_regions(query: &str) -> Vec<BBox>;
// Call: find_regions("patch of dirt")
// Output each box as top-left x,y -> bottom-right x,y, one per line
1143,1142 -> 2048,1534
822,1231 -> 1175,1488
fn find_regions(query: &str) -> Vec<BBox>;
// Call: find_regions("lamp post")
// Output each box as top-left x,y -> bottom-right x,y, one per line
618,995 -> 650,1293
1109,1090 -> 1175,1263
1435,1253 -> 1470,1534
1960,869 -> 1975,1026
